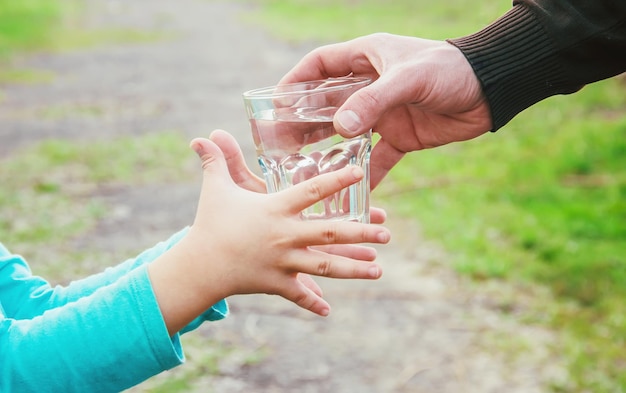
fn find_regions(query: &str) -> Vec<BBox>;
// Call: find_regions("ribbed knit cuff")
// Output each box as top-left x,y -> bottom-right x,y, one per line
447,4 -> 575,131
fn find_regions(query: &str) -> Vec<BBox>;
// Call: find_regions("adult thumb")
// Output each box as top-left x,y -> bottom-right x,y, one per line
333,78 -> 397,138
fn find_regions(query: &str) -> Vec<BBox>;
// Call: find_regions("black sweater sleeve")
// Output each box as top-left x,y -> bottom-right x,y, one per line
447,0 -> 626,131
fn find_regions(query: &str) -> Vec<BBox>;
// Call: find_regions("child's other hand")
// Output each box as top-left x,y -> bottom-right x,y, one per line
187,136 -> 391,317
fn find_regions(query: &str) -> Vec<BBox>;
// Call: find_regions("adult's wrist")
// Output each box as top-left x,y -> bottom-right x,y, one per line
446,4 -> 577,131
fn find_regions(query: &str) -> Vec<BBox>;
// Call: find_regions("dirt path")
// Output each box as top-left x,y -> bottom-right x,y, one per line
0,1 -> 562,391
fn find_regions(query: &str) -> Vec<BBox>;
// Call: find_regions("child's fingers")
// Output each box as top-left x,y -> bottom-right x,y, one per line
209,130 -> 266,193
311,244 -> 378,261
297,273 -> 324,297
281,281 -> 331,317
189,137 -> 229,177
289,249 -> 383,280
292,220 -> 390,248
279,165 -> 364,214
189,137 -> 237,221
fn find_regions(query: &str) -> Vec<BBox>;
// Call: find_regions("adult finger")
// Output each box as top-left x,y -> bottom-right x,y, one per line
333,72 -> 419,139
369,207 -> 387,224
279,41 -> 357,85
369,139 -> 406,190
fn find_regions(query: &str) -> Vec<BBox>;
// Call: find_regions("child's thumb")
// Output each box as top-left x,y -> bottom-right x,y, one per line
189,137 -> 230,183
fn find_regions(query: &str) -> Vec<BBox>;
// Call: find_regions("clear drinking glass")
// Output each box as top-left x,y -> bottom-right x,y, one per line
243,77 -> 372,222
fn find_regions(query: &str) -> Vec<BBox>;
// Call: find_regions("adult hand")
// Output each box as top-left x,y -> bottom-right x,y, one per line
280,33 -> 493,188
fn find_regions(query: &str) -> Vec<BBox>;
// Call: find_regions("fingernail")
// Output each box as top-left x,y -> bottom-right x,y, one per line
369,265 -> 381,278
351,166 -> 364,179
189,140 -> 202,155
377,231 -> 390,243
336,110 -> 361,135
320,308 -> 330,317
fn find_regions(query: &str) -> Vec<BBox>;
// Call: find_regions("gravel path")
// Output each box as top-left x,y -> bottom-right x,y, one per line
0,1 -> 563,391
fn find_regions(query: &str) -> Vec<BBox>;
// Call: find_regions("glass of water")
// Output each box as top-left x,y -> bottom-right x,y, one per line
243,77 -> 372,222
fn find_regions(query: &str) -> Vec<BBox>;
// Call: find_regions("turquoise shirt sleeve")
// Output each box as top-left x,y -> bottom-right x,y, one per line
0,232 -> 228,392
1,228 -> 228,328
1,265 -> 184,392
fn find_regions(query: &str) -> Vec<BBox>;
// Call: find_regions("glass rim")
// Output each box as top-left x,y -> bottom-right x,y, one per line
242,76 -> 371,99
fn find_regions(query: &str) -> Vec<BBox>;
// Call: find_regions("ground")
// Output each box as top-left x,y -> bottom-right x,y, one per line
0,1 -> 563,391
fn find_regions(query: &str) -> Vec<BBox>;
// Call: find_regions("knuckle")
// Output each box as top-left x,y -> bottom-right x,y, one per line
370,32 -> 390,44
293,291 -> 310,307
323,224 -> 339,243
356,87 -> 382,111
200,153 -> 219,170
361,226 -> 370,241
306,181 -> 324,202
316,259 -> 332,277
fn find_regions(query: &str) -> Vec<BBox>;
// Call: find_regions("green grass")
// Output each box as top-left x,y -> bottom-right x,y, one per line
0,0 -> 169,58
0,0 -> 169,88
0,132 -> 195,279
0,68 -> 55,84
241,0 -> 510,42
241,1 -> 626,391
126,334 -> 266,393
0,0 -> 66,58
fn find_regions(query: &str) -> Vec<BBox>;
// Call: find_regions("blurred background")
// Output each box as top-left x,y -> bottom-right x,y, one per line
1,0 -> 625,392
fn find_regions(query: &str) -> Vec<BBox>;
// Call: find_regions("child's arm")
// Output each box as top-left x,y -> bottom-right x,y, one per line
0,133 -> 390,392
0,230 -> 186,318
0,264 -> 190,393
0,238 -> 227,331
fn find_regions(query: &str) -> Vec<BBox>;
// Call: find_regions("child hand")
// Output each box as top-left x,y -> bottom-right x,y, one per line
149,134 -> 391,334
208,129 -> 386,296
208,129 -> 388,257
202,131 -> 388,292
186,136 -> 391,314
